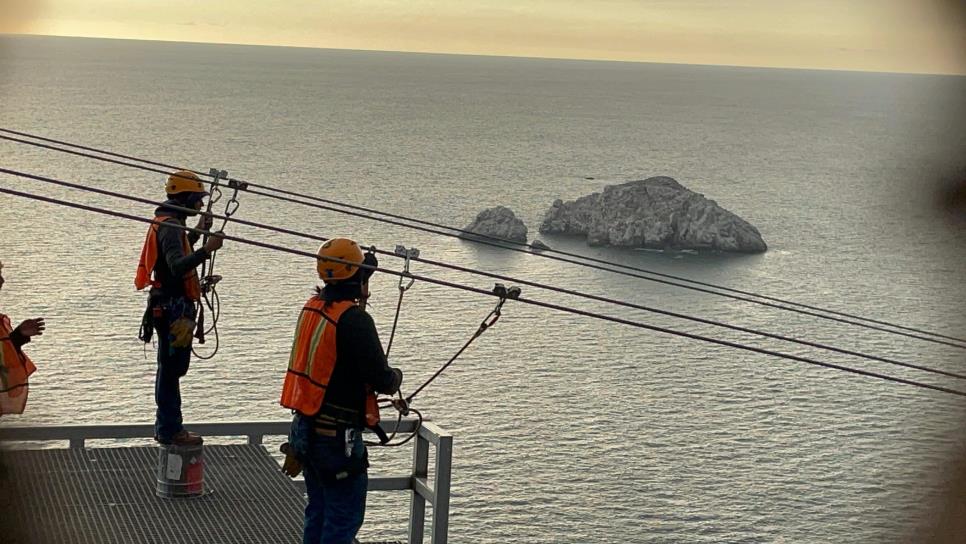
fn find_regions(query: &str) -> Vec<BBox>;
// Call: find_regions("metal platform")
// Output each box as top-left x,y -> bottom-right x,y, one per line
1,444 -> 305,544
0,421 -> 451,544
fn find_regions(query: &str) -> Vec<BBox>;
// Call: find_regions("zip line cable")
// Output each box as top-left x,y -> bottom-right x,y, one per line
5,128 -> 965,347
3,165 -> 963,382
2,183 -> 965,400
5,130 -> 966,351
2,128 -> 964,348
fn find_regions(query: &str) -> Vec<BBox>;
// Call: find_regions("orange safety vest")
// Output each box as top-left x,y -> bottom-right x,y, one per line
135,216 -> 201,301
280,298 -> 381,428
0,313 -> 37,416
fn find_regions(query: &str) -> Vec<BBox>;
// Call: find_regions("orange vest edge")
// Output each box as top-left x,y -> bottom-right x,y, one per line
0,313 -> 37,416
135,216 -> 201,301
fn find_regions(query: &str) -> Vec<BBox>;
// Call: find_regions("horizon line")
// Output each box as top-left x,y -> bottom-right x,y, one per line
4,32 -> 965,78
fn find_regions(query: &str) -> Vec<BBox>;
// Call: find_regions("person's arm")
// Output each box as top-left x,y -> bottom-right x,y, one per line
9,328 -> 29,349
157,221 -> 208,278
9,318 -> 44,349
341,308 -> 402,395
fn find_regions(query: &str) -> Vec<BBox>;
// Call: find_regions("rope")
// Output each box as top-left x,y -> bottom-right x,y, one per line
406,295 -> 507,403
192,169 -> 224,359
1,183 -> 964,400
366,406 -> 423,448
384,245 -> 417,359
192,174 -> 243,360
385,289 -> 405,360
3,166 -> 964,383
3,127 -> 963,347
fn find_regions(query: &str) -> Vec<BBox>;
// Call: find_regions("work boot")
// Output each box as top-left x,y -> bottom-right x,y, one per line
157,430 -> 203,446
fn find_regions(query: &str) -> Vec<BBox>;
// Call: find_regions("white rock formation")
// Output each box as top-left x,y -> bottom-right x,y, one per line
460,206 -> 528,244
539,177 -> 766,253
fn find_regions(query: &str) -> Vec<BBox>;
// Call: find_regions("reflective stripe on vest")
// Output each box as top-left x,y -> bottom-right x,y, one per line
135,216 -> 201,301
280,298 -> 355,417
0,313 -> 37,416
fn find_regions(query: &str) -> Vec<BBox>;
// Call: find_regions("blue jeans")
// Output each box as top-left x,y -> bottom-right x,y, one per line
154,298 -> 195,441
290,414 -> 368,544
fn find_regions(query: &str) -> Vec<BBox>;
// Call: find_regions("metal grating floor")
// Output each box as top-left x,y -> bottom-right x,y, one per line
0,445 -> 306,544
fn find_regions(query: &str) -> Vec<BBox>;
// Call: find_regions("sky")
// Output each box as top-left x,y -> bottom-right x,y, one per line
0,0 -> 964,75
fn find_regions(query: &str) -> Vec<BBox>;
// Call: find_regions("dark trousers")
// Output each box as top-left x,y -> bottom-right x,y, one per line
153,297 -> 195,441
290,415 -> 368,544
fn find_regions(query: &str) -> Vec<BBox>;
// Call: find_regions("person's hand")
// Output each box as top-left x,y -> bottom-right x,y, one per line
203,232 -> 224,254
389,367 -> 403,393
196,213 -> 214,232
280,443 -> 302,478
16,318 -> 45,338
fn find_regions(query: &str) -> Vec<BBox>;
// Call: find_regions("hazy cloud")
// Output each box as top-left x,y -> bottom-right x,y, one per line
0,0 -> 48,33
7,0 -> 965,74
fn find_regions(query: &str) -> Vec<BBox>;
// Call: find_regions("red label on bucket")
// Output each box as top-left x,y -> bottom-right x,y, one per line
185,455 -> 205,494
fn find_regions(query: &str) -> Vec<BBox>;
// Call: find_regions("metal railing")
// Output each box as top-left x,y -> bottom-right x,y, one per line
0,419 -> 452,544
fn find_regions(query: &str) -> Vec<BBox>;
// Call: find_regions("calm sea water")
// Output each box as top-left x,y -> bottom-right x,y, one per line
1,35 -> 965,543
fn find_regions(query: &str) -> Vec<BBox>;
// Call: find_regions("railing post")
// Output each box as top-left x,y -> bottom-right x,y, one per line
409,432 -> 430,544
430,434 -> 452,544
247,434 -> 263,445
68,438 -> 85,449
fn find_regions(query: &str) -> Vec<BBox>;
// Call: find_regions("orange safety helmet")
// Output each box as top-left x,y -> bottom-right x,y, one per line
165,170 -> 209,196
317,238 -> 365,282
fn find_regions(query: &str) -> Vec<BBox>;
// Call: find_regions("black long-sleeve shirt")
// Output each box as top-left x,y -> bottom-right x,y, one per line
9,327 -> 28,349
152,205 -> 207,299
316,304 -> 402,428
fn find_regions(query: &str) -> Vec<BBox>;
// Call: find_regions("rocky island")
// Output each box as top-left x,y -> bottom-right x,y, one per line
460,205 -> 528,244
539,176 -> 766,253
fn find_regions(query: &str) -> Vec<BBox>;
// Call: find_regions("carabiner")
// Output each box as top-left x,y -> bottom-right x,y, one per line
481,283 -> 521,330
223,198 -> 240,219
394,245 -> 419,292
224,179 -> 247,218
206,168 -> 227,206
208,186 -> 223,205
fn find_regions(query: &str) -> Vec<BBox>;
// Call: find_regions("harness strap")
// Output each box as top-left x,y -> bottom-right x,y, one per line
368,424 -> 390,445
302,305 -> 339,325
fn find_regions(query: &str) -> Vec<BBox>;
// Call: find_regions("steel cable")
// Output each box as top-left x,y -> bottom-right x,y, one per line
2,182 -> 965,399
2,165 -> 963,381
2,127 -> 963,347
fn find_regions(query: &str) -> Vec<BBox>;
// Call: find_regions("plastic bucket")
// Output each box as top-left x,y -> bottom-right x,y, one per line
155,442 -> 205,499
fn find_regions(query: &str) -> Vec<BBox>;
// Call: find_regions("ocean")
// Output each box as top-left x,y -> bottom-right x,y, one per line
1,34 -> 965,543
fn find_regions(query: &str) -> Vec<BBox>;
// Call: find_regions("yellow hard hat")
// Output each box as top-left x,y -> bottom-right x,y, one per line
317,238 -> 365,282
165,170 -> 208,195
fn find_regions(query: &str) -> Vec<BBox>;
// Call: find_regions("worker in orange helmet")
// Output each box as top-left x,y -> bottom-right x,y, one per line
135,170 -> 224,446
0,259 -> 44,417
280,238 -> 402,544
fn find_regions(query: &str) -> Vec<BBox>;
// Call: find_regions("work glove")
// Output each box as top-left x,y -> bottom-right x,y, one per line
388,367 -> 403,394
361,251 -> 378,282
280,442 -> 302,478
